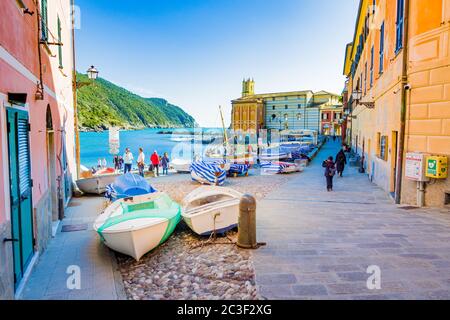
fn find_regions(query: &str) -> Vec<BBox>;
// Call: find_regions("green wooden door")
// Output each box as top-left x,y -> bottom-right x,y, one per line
6,109 -> 34,287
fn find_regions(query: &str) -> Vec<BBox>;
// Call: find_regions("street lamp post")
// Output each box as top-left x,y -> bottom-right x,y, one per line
73,65 -> 99,180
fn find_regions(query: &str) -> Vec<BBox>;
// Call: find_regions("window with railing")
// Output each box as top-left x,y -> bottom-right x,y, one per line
395,0 -> 405,53
41,0 -> 48,42
57,16 -> 63,68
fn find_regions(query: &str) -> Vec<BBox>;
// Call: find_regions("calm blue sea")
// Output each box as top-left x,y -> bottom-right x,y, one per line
80,128 -> 223,169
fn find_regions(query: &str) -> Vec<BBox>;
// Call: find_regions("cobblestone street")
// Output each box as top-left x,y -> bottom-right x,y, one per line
253,140 -> 450,300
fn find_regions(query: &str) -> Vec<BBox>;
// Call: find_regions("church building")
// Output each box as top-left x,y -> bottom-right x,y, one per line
231,79 -> 343,135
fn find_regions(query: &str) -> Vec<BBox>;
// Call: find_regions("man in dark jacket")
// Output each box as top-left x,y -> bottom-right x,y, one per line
335,146 -> 347,177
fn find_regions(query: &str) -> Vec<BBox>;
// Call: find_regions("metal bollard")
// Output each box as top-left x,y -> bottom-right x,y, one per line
237,194 -> 257,249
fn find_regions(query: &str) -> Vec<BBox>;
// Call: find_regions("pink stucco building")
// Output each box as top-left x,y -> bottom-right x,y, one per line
0,0 -> 76,299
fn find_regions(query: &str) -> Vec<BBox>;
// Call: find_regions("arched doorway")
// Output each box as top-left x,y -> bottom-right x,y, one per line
46,105 -> 59,224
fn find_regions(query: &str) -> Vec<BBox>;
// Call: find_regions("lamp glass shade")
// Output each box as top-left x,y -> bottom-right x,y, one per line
352,90 -> 362,101
87,66 -> 99,80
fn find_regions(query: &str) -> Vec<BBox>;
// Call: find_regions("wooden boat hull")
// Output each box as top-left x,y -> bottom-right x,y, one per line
93,192 -> 181,261
76,173 -> 121,194
99,219 -> 170,261
182,186 -> 242,236
172,159 -> 191,173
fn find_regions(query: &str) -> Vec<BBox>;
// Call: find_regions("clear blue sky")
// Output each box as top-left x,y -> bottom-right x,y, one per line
75,0 -> 359,127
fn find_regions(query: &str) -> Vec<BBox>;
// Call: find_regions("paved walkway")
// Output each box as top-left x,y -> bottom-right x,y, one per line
253,140 -> 450,300
21,196 -> 124,300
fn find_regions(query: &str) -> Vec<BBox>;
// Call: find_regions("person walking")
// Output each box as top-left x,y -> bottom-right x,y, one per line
335,146 -> 347,177
118,156 -> 124,171
137,148 -> 146,177
161,152 -> 170,176
97,158 -> 102,169
322,156 -> 336,192
150,150 -> 160,177
102,158 -> 107,168
113,156 -> 119,171
123,148 -> 134,174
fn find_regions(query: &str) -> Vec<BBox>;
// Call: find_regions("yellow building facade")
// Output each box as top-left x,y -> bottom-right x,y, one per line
231,79 -> 342,134
231,80 -> 265,133
344,0 -> 450,207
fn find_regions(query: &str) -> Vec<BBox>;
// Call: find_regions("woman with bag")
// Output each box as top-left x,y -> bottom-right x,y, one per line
322,156 -> 336,192
161,152 -> 170,176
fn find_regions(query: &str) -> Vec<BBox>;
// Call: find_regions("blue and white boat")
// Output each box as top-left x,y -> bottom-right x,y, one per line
105,173 -> 156,202
259,148 -> 291,161
201,158 -> 231,171
260,161 -> 301,175
202,158 -> 250,177
228,163 -> 250,177
190,161 -> 227,186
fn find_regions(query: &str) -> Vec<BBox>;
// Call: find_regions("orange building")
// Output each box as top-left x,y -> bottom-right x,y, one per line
343,0 -> 450,207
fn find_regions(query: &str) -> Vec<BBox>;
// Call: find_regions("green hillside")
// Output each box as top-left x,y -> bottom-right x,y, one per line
76,73 -> 197,131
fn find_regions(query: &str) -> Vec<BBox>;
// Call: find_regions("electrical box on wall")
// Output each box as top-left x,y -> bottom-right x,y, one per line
426,156 -> 448,179
405,152 -> 430,182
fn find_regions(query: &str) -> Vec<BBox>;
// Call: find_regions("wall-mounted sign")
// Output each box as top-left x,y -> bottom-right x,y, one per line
426,156 -> 448,179
405,152 -> 429,182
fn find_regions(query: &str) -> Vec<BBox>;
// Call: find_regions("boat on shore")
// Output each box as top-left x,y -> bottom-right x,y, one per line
190,161 -> 227,186
94,192 -> 181,261
182,186 -> 243,236
76,171 -> 121,195
172,158 -> 192,173
259,148 -> 291,161
105,173 -> 156,202
260,161 -> 301,174
228,163 -> 250,177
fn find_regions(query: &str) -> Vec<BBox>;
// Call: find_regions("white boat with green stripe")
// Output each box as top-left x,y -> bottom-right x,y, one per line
94,192 -> 181,261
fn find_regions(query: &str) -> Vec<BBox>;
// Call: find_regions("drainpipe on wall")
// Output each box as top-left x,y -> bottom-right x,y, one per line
71,1 -> 81,181
394,0 -> 411,205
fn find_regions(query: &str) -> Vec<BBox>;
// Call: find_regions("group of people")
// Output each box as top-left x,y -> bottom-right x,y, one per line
114,148 -> 170,177
97,158 -> 108,169
322,144 -> 349,192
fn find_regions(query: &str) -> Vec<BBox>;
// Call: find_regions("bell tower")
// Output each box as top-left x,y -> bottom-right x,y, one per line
242,78 -> 255,97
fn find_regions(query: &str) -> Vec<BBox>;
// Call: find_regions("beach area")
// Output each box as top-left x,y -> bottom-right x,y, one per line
80,131 -> 321,300
79,128 -> 224,169
115,169 -> 294,300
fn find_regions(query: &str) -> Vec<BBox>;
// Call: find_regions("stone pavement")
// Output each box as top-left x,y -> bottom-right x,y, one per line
20,196 -> 125,300
253,140 -> 450,300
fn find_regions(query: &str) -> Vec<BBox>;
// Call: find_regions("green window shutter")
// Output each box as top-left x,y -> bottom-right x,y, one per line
17,117 -> 31,196
41,0 -> 48,41
58,16 -> 63,68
